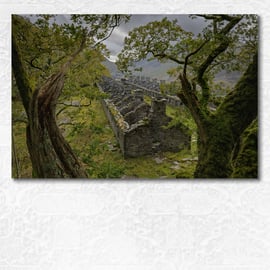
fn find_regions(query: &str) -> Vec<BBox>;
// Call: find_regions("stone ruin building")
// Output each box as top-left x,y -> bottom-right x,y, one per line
98,76 -> 191,158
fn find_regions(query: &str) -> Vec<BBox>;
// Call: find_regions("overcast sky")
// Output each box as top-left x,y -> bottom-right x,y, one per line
103,15 -> 206,61
27,14 -> 206,62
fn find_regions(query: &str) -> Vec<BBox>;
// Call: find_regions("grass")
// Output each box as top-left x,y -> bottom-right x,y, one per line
69,99 -> 197,179
12,96 -> 198,179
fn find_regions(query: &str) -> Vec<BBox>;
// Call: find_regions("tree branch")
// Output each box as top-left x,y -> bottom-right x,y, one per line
177,15 -> 243,142
92,15 -> 125,48
61,33 -> 87,73
195,14 -> 237,22
52,55 -> 66,65
198,17 -> 242,78
178,72 -> 208,144
56,101 -> 91,116
12,32 -> 33,117
58,122 -> 75,127
58,101 -> 91,107
183,39 -> 209,76
150,51 -> 186,65
25,57 -> 44,71
196,15 -> 243,106
93,24 -> 116,48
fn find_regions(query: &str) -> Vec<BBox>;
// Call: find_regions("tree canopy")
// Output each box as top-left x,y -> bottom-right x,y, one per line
117,14 -> 258,178
12,14 -> 258,178
118,15 -> 257,70
12,14 -> 130,178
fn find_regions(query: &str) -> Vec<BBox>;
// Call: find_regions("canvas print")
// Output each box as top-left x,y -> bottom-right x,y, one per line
12,14 -> 258,179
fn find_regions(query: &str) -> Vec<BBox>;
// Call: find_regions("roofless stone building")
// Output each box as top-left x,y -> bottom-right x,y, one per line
98,76 -> 191,158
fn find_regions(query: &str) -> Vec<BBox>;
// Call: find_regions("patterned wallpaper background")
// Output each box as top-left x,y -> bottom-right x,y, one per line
1,1 -> 270,269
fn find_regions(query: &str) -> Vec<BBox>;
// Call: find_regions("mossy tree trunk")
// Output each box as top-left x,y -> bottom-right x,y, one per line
231,118 -> 258,178
12,31 -> 88,178
185,53 -> 257,178
175,15 -> 257,178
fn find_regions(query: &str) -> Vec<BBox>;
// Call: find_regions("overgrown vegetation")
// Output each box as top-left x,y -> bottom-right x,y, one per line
12,14 -> 129,178
13,96 -> 197,178
117,15 -> 258,178
12,14 -> 258,179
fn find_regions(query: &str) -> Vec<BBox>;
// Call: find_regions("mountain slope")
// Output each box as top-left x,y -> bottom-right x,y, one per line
102,58 -> 241,85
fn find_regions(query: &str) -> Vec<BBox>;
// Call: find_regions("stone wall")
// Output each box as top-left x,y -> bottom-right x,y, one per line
98,77 -> 191,158
120,77 -> 183,107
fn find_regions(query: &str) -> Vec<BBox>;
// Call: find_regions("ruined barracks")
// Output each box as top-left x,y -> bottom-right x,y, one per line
98,76 -> 191,158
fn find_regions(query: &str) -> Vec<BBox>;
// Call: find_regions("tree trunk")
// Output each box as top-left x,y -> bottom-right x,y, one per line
36,71 -> 88,178
231,118 -> 258,178
12,30 -> 88,178
194,53 -> 258,178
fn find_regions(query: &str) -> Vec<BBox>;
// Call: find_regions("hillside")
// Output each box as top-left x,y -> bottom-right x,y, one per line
103,58 -> 241,85
102,58 -> 178,80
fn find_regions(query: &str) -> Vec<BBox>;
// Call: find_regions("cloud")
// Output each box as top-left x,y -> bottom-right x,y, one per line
104,14 -> 206,58
104,55 -> 118,63
26,14 -> 207,59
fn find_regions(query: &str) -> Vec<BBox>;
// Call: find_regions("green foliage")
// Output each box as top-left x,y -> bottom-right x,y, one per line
12,14 -> 131,178
166,105 -> 196,134
12,96 -> 31,178
69,15 -> 130,41
12,122 -> 31,178
96,162 -> 126,178
13,97 -> 198,178
117,17 -> 194,74
117,14 -> 258,178
62,100 -> 198,179
13,14 -> 258,179
117,14 -> 258,98
12,14 -> 110,151
160,80 -> 181,95
12,14 -> 128,91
